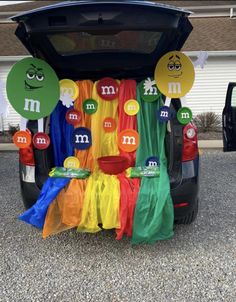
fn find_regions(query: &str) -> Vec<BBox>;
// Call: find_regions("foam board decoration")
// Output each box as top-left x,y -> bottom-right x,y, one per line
103,117 -> 116,132
72,127 -> 92,150
155,51 -> 195,99
118,129 -> 139,153
157,106 -> 171,122
59,79 -> 79,108
140,78 -> 162,102
13,130 -> 32,148
7,58 -> 60,120
63,156 -> 80,169
33,132 -> 50,150
83,99 -> 98,115
177,107 -> 193,125
124,99 -> 140,116
66,109 -> 81,125
193,51 -> 208,69
97,77 -> 119,101
145,156 -> 160,167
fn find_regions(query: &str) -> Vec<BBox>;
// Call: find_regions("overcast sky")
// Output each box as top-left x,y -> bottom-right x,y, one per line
0,1 -> 32,6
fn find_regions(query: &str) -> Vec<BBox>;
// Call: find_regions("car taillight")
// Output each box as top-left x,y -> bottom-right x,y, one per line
19,145 -> 35,166
174,202 -> 189,208
182,123 -> 198,162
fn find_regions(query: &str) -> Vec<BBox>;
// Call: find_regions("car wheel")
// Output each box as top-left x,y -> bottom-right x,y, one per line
175,199 -> 199,225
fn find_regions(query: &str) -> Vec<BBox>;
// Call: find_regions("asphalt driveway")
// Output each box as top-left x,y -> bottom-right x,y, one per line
0,150 -> 235,302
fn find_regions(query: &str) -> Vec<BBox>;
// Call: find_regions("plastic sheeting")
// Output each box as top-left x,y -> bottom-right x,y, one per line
131,82 -> 174,244
50,102 -> 74,166
19,177 -> 70,229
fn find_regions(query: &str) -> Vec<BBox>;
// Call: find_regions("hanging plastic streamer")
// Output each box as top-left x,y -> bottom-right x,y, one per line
131,82 -> 174,244
19,178 -> 70,229
42,179 -> 87,238
74,80 -> 94,171
91,81 -> 119,161
116,80 -> 140,240
77,81 -> 120,233
50,101 -> 74,166
19,98 -> 74,229
43,81 -> 94,238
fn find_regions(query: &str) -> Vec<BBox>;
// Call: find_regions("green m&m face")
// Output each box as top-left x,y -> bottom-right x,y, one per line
7,57 -> 60,120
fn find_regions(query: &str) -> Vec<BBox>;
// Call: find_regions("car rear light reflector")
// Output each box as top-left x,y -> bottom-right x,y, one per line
174,202 -> 189,208
186,127 -> 196,139
19,145 -> 35,166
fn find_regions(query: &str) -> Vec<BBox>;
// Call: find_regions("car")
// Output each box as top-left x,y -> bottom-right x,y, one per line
223,82 -> 236,152
12,0 -> 199,224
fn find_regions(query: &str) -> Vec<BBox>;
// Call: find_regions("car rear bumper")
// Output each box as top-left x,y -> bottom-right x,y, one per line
171,157 -> 199,220
20,157 -> 200,216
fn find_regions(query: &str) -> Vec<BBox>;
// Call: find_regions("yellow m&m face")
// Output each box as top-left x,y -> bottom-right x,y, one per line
63,156 -> 80,169
154,51 -> 195,98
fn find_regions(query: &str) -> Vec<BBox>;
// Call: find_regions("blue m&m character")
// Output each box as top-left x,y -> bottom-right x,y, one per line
145,156 -> 160,167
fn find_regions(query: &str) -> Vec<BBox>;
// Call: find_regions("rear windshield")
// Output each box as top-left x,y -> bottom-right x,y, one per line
48,31 -> 162,56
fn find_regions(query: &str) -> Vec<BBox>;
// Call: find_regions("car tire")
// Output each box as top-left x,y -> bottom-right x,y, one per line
175,199 -> 199,225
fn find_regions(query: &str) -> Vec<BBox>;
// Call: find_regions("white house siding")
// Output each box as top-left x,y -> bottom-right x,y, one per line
186,52 -> 236,117
1,52 -> 236,130
0,59 -> 22,131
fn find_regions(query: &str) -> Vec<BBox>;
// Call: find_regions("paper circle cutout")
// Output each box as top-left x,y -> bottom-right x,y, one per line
13,130 -> 31,149
97,77 -> 119,101
72,127 -> 92,150
118,129 -> 139,152
64,156 -> 80,169
33,133 -> 50,150
59,79 -> 79,101
7,57 -> 60,120
83,99 -> 98,115
145,156 -> 160,167
157,106 -> 171,122
154,51 -> 195,98
66,109 -> 81,125
124,99 -> 140,116
177,107 -> 193,125
139,78 -> 161,102
103,117 -> 116,132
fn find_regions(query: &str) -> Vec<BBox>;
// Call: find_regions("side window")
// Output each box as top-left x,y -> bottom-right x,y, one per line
231,87 -> 236,107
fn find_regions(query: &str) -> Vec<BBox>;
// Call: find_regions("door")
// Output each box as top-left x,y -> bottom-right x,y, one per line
12,0 -> 193,80
223,82 -> 236,152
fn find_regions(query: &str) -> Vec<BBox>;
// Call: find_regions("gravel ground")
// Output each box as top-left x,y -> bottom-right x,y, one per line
0,151 -> 235,302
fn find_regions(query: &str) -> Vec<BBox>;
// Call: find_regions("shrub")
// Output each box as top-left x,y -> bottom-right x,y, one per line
193,112 -> 221,133
8,124 -> 20,136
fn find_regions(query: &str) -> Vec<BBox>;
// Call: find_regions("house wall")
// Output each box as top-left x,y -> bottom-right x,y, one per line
186,54 -> 236,116
1,53 -> 236,130
0,60 -> 22,131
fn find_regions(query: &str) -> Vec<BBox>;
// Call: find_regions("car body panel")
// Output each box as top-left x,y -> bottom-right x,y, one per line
223,82 -> 236,152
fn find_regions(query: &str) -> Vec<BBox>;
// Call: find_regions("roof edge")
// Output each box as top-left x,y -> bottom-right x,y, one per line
184,50 -> 236,57
11,0 -> 192,21
1,51 -> 236,62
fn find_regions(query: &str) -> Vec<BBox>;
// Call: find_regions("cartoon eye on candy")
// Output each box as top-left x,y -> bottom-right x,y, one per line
25,64 -> 45,91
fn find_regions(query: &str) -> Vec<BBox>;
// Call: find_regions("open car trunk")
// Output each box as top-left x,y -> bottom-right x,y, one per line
12,0 -> 193,193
